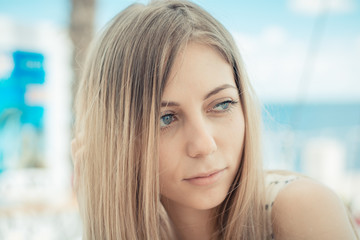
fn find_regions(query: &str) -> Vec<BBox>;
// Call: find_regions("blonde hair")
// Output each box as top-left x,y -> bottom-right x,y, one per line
74,0 -> 266,239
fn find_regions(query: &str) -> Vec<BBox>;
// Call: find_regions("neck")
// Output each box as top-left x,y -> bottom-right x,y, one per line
162,199 -> 218,240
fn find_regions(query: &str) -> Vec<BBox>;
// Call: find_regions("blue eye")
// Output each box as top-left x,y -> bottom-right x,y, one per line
160,114 -> 175,127
213,101 -> 232,111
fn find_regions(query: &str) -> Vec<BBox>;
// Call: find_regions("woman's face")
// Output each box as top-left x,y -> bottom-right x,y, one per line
159,43 -> 245,211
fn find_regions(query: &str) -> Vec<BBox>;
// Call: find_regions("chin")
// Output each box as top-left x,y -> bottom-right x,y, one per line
187,190 -> 229,211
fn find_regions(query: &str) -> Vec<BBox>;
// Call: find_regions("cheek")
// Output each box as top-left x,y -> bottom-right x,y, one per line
158,138 -> 180,188
222,110 -> 245,162
159,139 -> 172,175
158,148 -> 180,199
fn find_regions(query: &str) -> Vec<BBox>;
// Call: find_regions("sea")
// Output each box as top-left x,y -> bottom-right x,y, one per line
261,102 -> 360,173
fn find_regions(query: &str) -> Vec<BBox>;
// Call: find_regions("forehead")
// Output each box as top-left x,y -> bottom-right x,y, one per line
163,43 -> 235,100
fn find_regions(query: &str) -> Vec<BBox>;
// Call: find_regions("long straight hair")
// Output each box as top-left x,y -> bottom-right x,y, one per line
74,1 -> 266,239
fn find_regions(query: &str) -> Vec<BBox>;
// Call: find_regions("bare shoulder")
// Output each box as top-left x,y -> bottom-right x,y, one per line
271,177 -> 358,240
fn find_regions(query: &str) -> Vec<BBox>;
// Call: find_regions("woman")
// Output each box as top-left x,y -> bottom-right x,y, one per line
71,1 -> 359,239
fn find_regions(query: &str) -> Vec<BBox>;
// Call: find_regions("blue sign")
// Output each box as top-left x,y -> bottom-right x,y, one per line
0,50 -> 46,173
12,51 -> 45,85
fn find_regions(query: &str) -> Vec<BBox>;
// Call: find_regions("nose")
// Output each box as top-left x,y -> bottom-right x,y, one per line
185,118 -> 217,158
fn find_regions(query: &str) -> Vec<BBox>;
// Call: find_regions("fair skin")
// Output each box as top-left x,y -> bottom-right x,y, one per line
157,42 -> 357,240
272,178 -> 357,240
71,44 -> 357,240
159,42 -> 245,240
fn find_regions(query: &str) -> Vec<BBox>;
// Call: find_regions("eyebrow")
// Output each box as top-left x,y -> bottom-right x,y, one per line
161,84 -> 237,107
203,84 -> 237,100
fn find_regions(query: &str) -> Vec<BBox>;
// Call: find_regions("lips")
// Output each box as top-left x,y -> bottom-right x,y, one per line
183,168 -> 226,186
184,168 -> 224,180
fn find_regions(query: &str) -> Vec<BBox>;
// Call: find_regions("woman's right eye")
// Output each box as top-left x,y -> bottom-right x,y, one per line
160,114 -> 176,128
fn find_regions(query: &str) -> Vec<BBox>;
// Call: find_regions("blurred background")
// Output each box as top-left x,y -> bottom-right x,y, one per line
0,0 -> 359,239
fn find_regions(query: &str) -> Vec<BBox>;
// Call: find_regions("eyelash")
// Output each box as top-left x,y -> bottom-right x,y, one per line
160,100 -> 238,130
210,100 -> 238,113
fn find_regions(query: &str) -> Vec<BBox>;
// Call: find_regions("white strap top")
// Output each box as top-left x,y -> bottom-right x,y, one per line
265,173 -> 300,239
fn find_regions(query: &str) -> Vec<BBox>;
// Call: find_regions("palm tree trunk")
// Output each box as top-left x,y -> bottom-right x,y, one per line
69,0 -> 95,117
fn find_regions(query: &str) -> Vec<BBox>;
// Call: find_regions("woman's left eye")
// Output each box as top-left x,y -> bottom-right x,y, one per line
160,114 -> 176,128
212,100 -> 234,111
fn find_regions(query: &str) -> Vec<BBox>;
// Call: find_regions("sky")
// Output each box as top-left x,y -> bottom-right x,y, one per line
0,0 -> 359,103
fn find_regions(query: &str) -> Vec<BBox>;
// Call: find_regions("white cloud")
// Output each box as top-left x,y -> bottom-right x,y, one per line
261,26 -> 288,47
305,43 -> 360,100
231,26 -> 360,102
355,35 -> 360,53
233,27 -> 306,101
288,0 -> 356,15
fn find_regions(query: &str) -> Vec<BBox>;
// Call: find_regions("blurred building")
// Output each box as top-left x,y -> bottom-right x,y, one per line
0,17 -> 81,239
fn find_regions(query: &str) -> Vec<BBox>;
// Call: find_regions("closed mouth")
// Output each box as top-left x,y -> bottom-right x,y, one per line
184,168 -> 226,180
